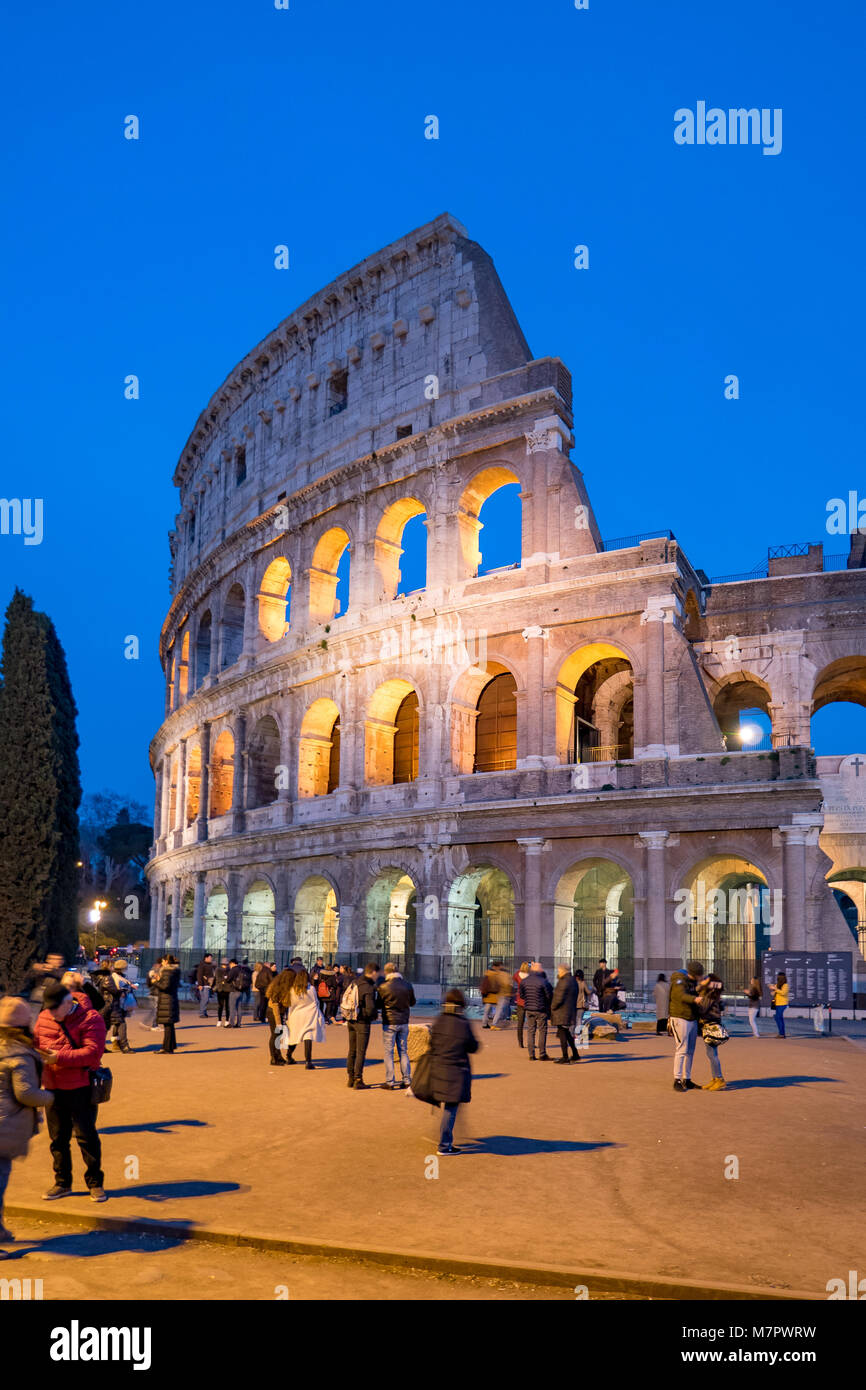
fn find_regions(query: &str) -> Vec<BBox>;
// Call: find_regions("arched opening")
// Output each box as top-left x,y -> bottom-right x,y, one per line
365,868 -> 418,965
178,888 -> 195,952
209,729 -> 235,818
167,756 -> 178,829
827,868 -> 866,959
293,876 -> 339,960
447,867 -> 515,973
298,699 -> 341,798
196,612 -> 212,687
811,658 -> 866,754
178,631 -> 190,705
309,527 -> 351,624
713,675 -> 773,751
365,680 -> 419,785
204,885 -> 228,955
258,557 -> 291,642
683,590 -> 702,642
681,855 -> 772,993
242,880 -> 275,957
247,715 -> 281,807
474,672 -> 517,772
556,643 -> 634,763
553,859 -> 635,987
221,584 -> 245,669
457,467 -> 522,578
185,743 -> 201,825
375,498 -> 427,599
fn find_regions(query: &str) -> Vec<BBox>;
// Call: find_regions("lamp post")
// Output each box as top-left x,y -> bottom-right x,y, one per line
88,899 -> 108,961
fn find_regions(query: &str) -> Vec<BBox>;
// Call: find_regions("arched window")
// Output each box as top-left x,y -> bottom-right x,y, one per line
457,467 -> 522,578
178,631 -> 190,705
393,691 -> 419,783
221,585 -> 245,669
247,715 -> 281,807
375,498 -> 427,600
196,612 -> 212,687
209,730 -> 235,817
309,528 -> 350,623
298,699 -> 341,798
258,558 -> 291,642
474,672 -> 517,772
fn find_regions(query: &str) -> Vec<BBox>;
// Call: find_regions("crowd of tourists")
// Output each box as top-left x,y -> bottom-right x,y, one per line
0,946 -> 793,1249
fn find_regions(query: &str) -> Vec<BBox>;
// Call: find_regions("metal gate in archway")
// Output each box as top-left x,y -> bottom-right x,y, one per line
571,915 -> 634,989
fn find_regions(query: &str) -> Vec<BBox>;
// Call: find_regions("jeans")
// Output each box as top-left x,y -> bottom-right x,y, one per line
525,1011 -> 549,1058
556,1024 -> 578,1059
439,1103 -> 459,1151
481,1003 -> 497,1026
382,1023 -> 411,1086
492,997 -> 510,1026
216,992 -> 231,1023
515,1005 -> 525,1047
670,1017 -> 698,1079
748,1007 -> 760,1037
254,991 -> 268,1023
47,1087 -> 104,1190
346,1021 -> 371,1081
199,985 -> 212,1017
0,1154 -> 11,1225
109,1017 -> 128,1048
705,1041 -> 724,1079
229,990 -> 243,1026
146,996 -> 158,1027
775,1005 -> 787,1036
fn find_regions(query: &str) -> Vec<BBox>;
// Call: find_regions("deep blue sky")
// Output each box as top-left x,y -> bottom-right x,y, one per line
2,0 -> 864,809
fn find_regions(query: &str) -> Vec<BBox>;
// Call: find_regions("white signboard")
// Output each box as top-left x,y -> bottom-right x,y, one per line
820,754 -> 866,834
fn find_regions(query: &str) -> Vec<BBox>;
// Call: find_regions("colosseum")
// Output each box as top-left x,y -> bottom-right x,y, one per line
147,212 -> 866,997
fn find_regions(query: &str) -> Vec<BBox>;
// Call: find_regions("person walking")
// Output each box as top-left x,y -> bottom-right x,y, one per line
155,954 -> 181,1053
669,959 -> 703,1092
214,959 -> 232,1027
574,969 -> 591,1042
253,962 -> 273,1023
522,962 -> 553,1061
196,954 -> 216,1019
32,980 -> 108,1202
770,973 -> 789,1036
513,962 -> 530,1048
429,989 -> 479,1156
696,973 -> 728,1090
479,964 -> 501,1029
378,962 -> 416,1090
228,961 -> 251,1028
490,963 -> 512,1029
551,965 -> 580,1063
0,996 -> 55,1247
654,973 -> 670,1035
344,963 -> 379,1089
265,969 -> 295,1066
745,977 -> 762,1037
285,969 -> 325,1069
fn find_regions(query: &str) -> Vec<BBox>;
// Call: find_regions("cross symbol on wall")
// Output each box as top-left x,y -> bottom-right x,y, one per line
851,756 -> 864,777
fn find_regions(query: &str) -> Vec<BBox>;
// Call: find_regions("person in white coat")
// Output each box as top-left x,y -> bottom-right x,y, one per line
286,969 -> 326,1069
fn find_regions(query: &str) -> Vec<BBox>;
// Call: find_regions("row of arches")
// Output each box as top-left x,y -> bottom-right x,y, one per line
161,853 -> 864,991
167,478 -> 523,713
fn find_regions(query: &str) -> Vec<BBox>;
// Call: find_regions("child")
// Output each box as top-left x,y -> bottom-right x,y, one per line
0,996 -> 54,1249
695,973 -> 727,1091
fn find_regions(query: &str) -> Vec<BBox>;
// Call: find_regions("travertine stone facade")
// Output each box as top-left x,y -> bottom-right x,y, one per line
147,214 -> 866,990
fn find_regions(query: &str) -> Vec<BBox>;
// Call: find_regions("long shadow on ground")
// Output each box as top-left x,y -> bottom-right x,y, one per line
100,1120 -> 209,1135
105,1180 -> 245,1202
2,1224 -> 194,1260
459,1136 -> 620,1156
725,1075 -> 840,1090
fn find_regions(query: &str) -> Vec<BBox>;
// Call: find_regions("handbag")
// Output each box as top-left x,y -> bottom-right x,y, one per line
409,1047 -> 436,1104
700,1021 -> 729,1047
89,1066 -> 113,1104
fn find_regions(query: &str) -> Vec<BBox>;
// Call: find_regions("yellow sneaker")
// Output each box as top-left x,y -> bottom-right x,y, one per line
705,1077 -> 727,1091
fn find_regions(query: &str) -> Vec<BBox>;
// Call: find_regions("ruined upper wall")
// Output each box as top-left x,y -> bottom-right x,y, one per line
170,214 -> 534,591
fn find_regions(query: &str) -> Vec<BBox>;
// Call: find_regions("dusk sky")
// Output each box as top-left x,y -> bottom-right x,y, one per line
2,0 -> 864,811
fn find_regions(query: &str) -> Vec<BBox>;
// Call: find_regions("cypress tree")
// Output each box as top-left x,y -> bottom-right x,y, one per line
0,589 -> 81,990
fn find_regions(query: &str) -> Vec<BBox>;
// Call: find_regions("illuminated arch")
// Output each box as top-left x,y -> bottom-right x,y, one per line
375,498 -> 427,599
309,527 -> 351,623
299,698 -> 341,798
258,557 -> 291,642
365,679 -> 419,785
457,466 -> 521,577
209,729 -> 235,817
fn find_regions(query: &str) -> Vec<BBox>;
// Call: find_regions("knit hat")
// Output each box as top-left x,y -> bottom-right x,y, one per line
0,995 -> 31,1029
42,979 -> 70,1010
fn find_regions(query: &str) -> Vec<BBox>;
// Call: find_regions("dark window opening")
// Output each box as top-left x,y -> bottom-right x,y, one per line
235,447 -> 247,486
396,424 -> 413,440
328,371 -> 348,417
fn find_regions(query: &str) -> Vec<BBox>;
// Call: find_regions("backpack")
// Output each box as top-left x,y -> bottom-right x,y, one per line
341,980 -> 360,1021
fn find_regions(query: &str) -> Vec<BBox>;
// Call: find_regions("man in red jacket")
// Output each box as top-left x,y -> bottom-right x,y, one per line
33,979 -> 108,1202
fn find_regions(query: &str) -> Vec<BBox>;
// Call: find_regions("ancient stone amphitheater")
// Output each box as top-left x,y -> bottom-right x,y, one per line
147,212 -> 866,992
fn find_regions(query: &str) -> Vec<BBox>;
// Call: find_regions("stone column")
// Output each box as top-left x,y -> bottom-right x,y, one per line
170,874 -> 183,948
192,873 -> 207,950
519,626 -> 548,768
638,830 -> 670,981
153,762 -> 164,845
240,558 -> 257,664
273,871 -> 291,955
148,880 -> 160,947
226,872 -> 243,956
231,710 -> 247,835
779,825 -> 809,950
156,881 -> 167,946
175,738 -> 188,839
639,602 -> 666,756
196,721 -> 211,843
517,838 -> 546,961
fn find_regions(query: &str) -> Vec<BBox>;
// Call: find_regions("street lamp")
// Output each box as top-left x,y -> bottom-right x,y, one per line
88,899 -> 108,959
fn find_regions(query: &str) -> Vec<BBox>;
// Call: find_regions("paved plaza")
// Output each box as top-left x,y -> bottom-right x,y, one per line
5,1009 -> 864,1300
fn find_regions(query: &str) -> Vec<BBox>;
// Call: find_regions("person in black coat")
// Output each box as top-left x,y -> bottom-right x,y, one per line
551,965 -> 580,1063
429,988 -> 479,1156
521,963 -> 553,1061
155,955 -> 181,1053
